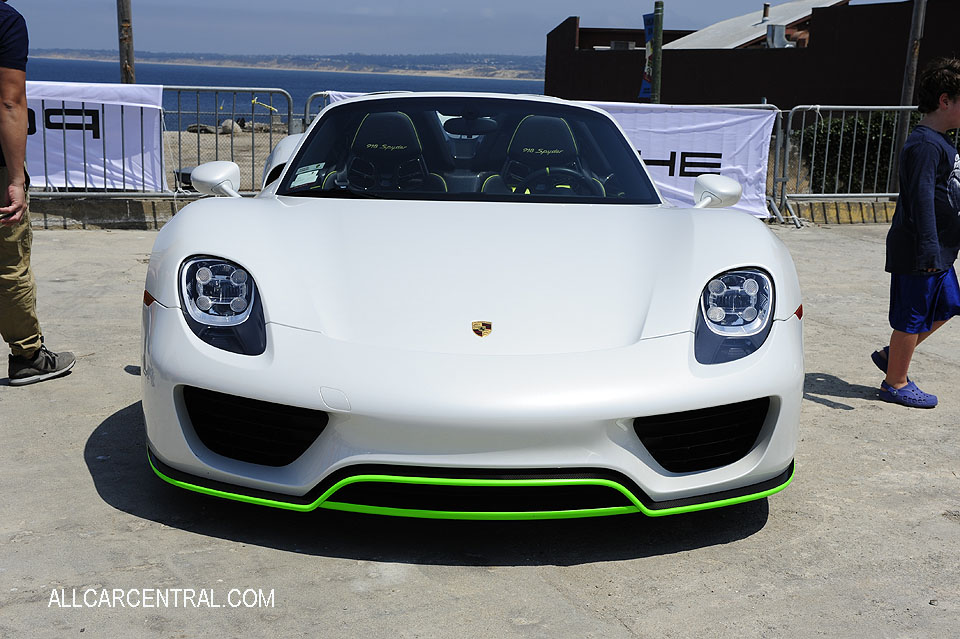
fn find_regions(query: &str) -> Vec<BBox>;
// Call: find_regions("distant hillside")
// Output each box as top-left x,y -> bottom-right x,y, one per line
32,49 -> 545,80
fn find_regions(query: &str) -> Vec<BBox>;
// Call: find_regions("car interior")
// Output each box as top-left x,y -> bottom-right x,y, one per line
278,97 -> 660,203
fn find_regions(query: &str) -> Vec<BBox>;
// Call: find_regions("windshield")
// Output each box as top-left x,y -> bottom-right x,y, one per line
277,96 -> 660,204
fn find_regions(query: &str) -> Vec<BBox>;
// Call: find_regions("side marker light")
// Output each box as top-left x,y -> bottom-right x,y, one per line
794,304 -> 803,320
143,290 -> 157,306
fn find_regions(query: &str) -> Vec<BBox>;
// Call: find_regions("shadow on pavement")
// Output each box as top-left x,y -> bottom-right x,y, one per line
85,401 -> 772,567
803,372 -> 880,410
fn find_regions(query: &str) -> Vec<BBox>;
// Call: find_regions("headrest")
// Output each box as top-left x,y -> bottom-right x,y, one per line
351,112 -> 422,162
506,115 -> 578,167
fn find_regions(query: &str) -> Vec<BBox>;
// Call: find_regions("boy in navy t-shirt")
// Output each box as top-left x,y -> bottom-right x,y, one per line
872,58 -> 960,408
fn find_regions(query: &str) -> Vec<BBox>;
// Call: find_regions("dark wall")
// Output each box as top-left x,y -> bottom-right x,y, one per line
545,16 -> 692,103
545,17 -> 646,101
547,48 -> 647,102
661,48 -> 811,106
546,0 -> 960,109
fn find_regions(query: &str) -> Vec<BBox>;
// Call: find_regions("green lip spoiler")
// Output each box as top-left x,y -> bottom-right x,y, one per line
149,452 -> 794,520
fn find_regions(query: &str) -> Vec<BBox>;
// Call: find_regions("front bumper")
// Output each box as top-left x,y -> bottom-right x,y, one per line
142,301 -> 803,518
148,450 -> 794,519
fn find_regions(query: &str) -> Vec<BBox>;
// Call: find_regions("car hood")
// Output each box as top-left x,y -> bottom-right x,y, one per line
147,196 -> 799,355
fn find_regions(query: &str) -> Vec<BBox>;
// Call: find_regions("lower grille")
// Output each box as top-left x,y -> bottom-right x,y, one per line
330,481 -> 633,512
182,386 -> 328,467
633,397 -> 770,473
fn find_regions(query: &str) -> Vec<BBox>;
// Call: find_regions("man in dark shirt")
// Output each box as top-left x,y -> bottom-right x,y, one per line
0,0 -> 75,385
871,58 -> 960,408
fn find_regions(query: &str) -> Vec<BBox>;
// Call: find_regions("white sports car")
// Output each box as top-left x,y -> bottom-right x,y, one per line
142,92 -> 803,520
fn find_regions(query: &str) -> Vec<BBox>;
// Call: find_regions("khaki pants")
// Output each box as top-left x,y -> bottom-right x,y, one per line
0,165 -> 41,358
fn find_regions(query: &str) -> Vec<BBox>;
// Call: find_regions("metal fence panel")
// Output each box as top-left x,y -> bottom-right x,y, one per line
29,86 -> 295,197
779,105 -> 920,211
162,86 -> 294,192
304,91 -> 332,126
39,89 -> 960,228
30,99 -> 161,194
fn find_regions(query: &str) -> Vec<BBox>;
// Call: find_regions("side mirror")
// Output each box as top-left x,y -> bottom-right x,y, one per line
693,174 -> 742,209
191,161 -> 242,197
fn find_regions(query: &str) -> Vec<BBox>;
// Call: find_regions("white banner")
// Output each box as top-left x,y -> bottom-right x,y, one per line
325,91 -> 363,105
588,102 -> 776,217
25,81 -> 167,191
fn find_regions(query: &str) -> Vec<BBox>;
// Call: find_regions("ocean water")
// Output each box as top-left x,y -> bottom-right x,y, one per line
28,57 -> 544,127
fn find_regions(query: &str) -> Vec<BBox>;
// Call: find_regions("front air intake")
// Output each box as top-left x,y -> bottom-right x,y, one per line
329,481 -> 633,512
182,386 -> 328,466
633,398 -> 770,473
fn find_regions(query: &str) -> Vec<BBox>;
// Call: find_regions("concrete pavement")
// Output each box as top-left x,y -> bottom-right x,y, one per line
1,223 -> 958,638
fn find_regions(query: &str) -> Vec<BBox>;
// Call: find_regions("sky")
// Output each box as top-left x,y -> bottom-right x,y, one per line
17,0 -> 896,56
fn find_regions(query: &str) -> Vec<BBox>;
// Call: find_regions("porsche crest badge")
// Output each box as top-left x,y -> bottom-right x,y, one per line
471,321 -> 492,337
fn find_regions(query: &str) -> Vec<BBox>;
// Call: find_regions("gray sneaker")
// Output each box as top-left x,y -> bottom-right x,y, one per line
8,345 -> 76,386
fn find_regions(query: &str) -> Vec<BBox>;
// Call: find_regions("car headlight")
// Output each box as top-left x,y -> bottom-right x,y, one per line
179,256 -> 266,355
695,268 -> 774,364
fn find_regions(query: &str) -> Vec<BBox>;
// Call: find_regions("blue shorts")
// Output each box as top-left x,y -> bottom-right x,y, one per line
889,265 -> 960,333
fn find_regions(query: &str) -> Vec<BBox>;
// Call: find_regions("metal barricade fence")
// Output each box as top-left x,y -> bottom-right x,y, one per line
35,89 -> 954,228
30,99 -> 162,197
304,91 -> 332,126
163,86 -> 294,192
27,93 -> 799,225
774,104 -> 952,220
27,87 -> 295,197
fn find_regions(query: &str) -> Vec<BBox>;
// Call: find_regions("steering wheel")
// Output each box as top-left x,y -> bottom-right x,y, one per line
514,167 -> 602,196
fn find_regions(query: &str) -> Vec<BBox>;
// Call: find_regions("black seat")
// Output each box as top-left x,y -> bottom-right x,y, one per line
322,112 -> 447,192
480,115 -> 604,196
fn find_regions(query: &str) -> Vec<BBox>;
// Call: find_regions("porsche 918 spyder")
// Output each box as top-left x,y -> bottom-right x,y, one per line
142,92 -> 803,520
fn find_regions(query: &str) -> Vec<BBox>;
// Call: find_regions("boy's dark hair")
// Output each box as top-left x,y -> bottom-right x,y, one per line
917,58 -> 960,113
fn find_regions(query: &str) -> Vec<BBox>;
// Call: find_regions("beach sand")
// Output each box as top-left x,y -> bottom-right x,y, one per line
164,127 -> 282,192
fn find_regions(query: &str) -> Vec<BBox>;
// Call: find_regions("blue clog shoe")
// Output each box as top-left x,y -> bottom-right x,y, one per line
879,380 -> 937,408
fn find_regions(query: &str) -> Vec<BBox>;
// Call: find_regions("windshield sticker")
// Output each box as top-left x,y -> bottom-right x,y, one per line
290,169 -> 320,187
296,163 -> 324,174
